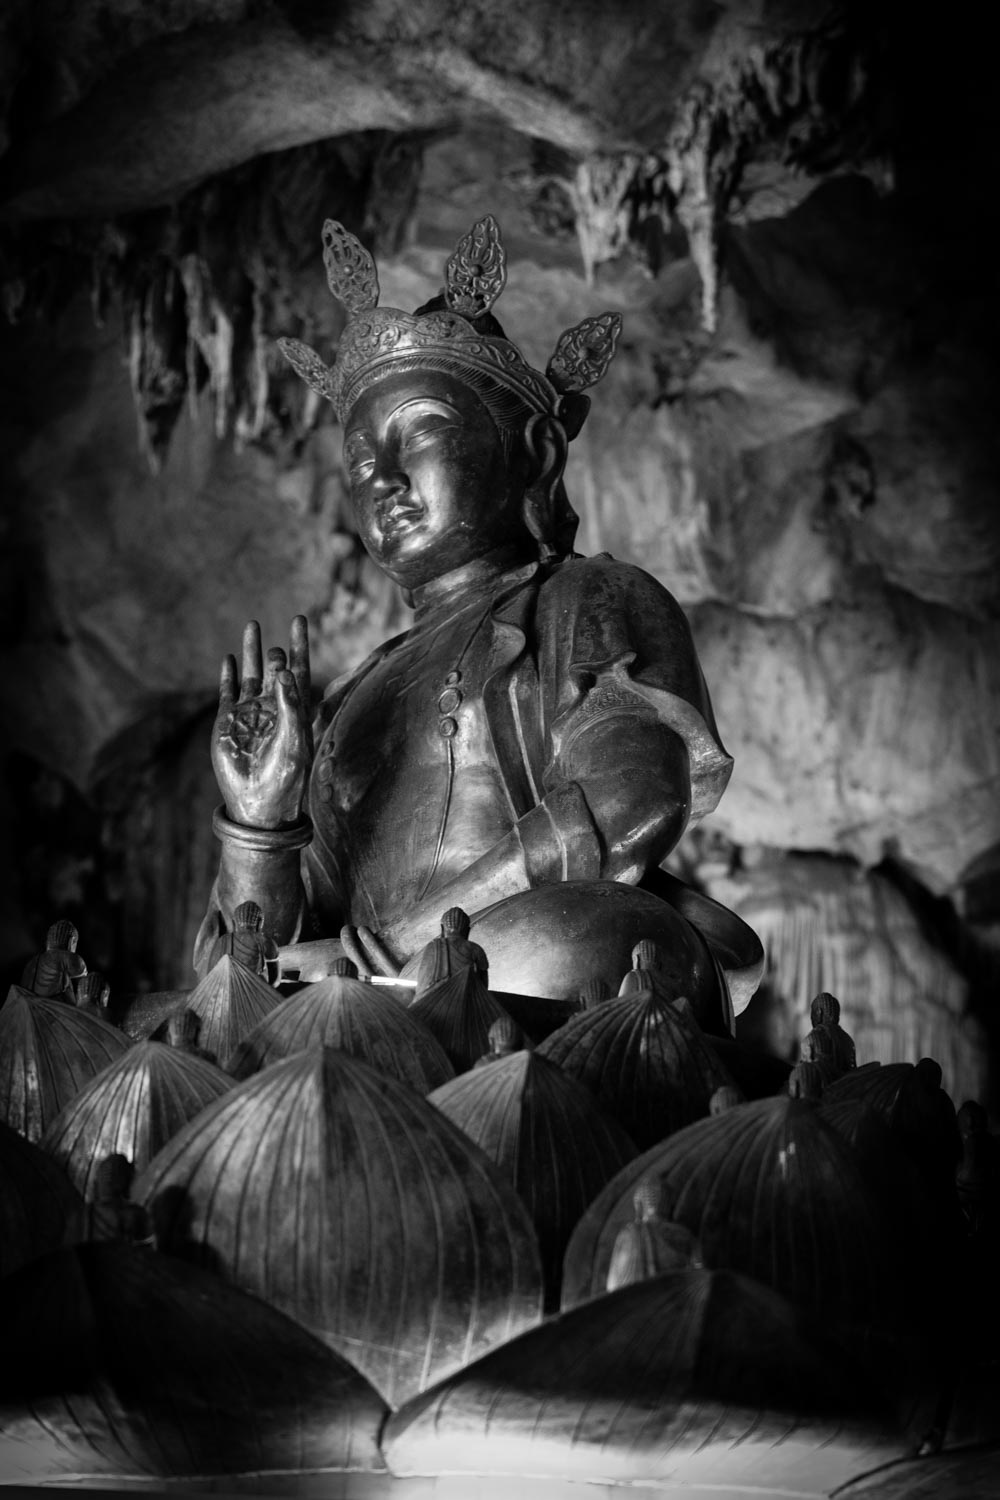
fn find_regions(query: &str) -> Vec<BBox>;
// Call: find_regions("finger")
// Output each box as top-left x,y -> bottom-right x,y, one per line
274,668 -> 300,724
219,654 -> 238,709
356,925 -> 401,979
340,925 -> 372,979
289,614 -> 311,707
241,621 -> 263,697
263,646 -> 287,696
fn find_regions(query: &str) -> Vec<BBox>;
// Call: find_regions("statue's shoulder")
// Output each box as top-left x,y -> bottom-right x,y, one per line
536,552 -> 686,619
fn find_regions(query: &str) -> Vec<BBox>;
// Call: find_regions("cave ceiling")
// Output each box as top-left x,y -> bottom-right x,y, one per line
0,0 -> 998,948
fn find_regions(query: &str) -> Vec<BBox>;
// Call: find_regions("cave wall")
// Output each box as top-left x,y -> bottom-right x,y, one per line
1,0 -> 998,1096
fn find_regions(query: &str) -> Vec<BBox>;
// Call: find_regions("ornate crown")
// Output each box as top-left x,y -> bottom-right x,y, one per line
279,215 -> 622,432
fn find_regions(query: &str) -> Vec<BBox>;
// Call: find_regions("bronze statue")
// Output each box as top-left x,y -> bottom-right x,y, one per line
414,907 -> 489,990
74,971 -> 111,1019
206,900 -> 279,981
802,991 -> 856,1078
21,920 -> 87,1001
195,215 -> 761,1027
605,1178 -> 703,1291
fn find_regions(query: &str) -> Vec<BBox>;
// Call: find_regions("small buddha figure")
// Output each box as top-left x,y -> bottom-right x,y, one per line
88,1154 -> 156,1248
803,992 -> 856,1077
606,1177 -> 703,1292
473,1014 -> 525,1067
164,1007 -> 217,1065
709,1084 -> 745,1116
415,907 -> 489,993
578,976 -> 611,1010
74,971 -> 111,1019
618,939 -> 667,1000
21,920 -> 87,1000
193,214 -> 762,1031
207,900 -> 278,981
786,1061 -> 825,1101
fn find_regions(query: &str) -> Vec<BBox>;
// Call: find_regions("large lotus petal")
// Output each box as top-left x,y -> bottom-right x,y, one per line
0,986 -> 132,1142
0,1242 -> 386,1481
227,972 -> 453,1091
536,992 -> 734,1149
134,1047 -> 543,1406
383,1270 -> 908,1490
40,1040 -> 234,1199
184,954 -> 280,1060
823,1061 -> 962,1191
836,1446 -> 1000,1498
409,966 -> 510,1073
429,1052 -> 637,1304
0,1122 -> 84,1279
562,1095 -> 898,1327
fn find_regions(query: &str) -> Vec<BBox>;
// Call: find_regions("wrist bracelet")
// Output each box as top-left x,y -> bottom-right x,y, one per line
212,805 -> 314,853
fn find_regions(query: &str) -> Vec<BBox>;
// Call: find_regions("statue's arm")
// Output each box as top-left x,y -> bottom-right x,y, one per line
376,713 -> 689,963
193,827 -> 309,976
194,617 -> 314,977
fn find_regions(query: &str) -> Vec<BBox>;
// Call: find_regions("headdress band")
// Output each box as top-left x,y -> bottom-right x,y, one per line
279,214 -> 622,431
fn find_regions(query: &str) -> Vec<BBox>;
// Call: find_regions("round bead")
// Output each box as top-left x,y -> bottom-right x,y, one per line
444,670 -> 463,685
438,716 -> 459,739
319,785 -> 334,803
437,687 -> 463,715
317,759 -> 333,784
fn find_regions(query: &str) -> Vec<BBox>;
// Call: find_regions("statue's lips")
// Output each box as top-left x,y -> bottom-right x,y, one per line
379,504 -> 424,542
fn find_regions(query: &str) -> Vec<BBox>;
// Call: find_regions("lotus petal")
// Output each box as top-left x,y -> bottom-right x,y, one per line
184,954 -> 280,1060
118,987 -> 192,1041
134,1047 -> 543,1407
837,1446 -> 1000,1499
0,1242 -> 386,1481
40,1040 -> 234,1198
409,965 -> 511,1073
536,992 -> 734,1148
227,971 -> 454,1091
384,1270 -> 908,1491
0,985 -> 132,1142
0,1122 -> 84,1278
823,1060 -> 962,1192
562,1094 -> 897,1326
429,1051 -> 637,1305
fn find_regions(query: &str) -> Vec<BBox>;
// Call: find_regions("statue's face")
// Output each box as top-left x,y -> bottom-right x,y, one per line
343,368 -> 527,590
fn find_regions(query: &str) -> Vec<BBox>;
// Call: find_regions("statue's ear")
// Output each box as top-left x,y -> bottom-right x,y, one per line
522,414 -> 570,563
522,412 -> 568,492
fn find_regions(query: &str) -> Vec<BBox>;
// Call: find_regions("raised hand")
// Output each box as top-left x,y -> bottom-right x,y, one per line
211,616 -> 313,829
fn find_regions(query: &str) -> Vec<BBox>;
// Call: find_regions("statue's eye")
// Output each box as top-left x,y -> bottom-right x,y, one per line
401,417 -> 454,449
346,448 -> 375,479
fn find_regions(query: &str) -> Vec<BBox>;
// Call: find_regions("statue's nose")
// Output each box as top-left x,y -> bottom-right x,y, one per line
371,460 -> 408,504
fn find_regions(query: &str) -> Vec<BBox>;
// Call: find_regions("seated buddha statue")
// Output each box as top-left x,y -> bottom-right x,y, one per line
194,216 -> 761,1034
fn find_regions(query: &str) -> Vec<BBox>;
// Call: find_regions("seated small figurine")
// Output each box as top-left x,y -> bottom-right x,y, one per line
88,1155 -> 156,1248
618,939 -> 668,1000
21,920 -> 87,1001
74,971 -> 111,1019
163,1008 -> 217,1065
802,992 -> 856,1078
578,977 -> 610,1010
606,1178 -> 703,1291
473,1014 -> 526,1067
415,908 -> 490,993
206,900 -> 278,982
709,1084 -> 746,1115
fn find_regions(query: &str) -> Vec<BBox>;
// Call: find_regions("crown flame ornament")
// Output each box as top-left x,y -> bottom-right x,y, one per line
279,214 -> 622,430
